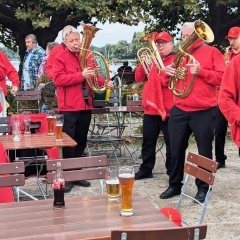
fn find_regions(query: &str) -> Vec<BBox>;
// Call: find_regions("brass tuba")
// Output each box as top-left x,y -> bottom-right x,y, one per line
137,32 -> 165,75
79,23 -> 111,97
168,20 -> 214,98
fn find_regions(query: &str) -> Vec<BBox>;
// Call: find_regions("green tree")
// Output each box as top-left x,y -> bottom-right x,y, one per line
143,0 -> 240,48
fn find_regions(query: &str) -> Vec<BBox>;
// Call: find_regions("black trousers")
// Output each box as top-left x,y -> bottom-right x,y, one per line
140,114 -> 171,174
60,110 -> 92,159
215,106 -> 228,164
168,106 -> 216,191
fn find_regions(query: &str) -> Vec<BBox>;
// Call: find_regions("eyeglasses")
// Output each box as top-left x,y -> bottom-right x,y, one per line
155,41 -> 171,46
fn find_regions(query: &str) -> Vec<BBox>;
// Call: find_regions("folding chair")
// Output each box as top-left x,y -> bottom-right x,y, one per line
15,90 -> 42,113
0,162 -> 25,202
111,224 -> 207,240
0,116 -> 11,133
46,155 -> 107,194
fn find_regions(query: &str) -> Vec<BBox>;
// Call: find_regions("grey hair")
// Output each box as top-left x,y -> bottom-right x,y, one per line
62,27 -> 79,41
25,34 -> 38,43
181,22 -> 194,30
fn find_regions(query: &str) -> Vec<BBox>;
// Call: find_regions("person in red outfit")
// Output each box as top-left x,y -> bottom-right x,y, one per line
134,31 -> 175,180
0,51 -> 20,96
215,26 -> 240,169
159,22 -> 226,203
0,61 -> 7,79
52,27 -> 113,193
218,53 -> 240,151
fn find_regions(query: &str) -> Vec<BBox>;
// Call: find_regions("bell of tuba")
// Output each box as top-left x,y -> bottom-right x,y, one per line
79,23 -> 111,98
137,32 -> 165,75
168,20 -> 214,98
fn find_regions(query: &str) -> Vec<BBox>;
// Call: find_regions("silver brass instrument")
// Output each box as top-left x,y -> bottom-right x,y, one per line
168,20 -> 214,98
79,23 -> 111,95
137,32 -> 165,75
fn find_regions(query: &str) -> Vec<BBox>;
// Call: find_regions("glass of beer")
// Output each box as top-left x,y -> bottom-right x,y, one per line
119,166 -> 135,216
55,114 -> 64,142
46,110 -> 55,136
105,166 -> 120,201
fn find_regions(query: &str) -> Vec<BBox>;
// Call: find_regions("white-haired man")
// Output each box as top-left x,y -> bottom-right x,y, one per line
160,22 -> 226,203
52,27 -> 113,193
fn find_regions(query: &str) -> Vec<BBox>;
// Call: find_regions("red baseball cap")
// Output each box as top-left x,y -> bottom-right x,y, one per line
225,26 -> 240,39
155,31 -> 172,41
160,207 -> 182,226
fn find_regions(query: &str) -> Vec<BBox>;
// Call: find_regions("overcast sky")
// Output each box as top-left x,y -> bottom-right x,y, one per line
55,21 -> 146,47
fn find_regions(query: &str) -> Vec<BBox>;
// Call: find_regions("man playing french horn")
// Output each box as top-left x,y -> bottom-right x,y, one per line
160,21 -> 226,203
134,31 -> 175,180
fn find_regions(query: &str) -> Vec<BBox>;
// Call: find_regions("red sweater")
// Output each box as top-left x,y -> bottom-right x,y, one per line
45,43 -> 64,79
218,54 -> 240,147
173,41 -> 226,111
0,52 -> 20,96
0,61 -> 7,79
135,53 -> 175,117
52,48 -> 104,111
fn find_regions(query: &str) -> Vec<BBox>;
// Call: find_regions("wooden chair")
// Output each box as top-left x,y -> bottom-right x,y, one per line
15,90 -> 42,113
0,162 -> 25,188
111,224 -> 207,240
177,152 -> 218,225
46,155 -> 108,193
0,116 -> 11,133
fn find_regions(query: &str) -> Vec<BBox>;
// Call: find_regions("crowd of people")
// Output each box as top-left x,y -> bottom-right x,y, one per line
1,22 -> 240,201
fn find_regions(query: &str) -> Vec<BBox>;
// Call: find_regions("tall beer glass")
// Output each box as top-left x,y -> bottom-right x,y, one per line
119,166 -> 135,216
46,110 -> 55,136
55,114 -> 64,142
105,166 -> 120,201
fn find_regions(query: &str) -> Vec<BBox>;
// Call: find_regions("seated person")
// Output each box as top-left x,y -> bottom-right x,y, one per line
117,61 -> 133,72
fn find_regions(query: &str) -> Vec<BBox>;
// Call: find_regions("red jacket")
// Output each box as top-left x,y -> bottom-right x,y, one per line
0,51 -> 20,96
135,53 -> 175,117
0,61 -> 7,79
45,43 -> 64,79
173,41 -> 226,111
52,48 -> 104,111
218,54 -> 240,147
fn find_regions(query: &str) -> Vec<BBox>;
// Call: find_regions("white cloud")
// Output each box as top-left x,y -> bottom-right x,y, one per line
55,21 -> 145,47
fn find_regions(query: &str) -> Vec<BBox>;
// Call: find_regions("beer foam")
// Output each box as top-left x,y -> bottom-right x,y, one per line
56,124 -> 63,126
119,173 -> 134,178
106,179 -> 119,184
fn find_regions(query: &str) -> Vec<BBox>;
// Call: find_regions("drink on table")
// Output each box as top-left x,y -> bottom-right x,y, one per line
24,117 -> 31,137
47,116 -> 55,136
106,166 -> 120,201
53,162 -> 65,209
46,110 -> 55,136
55,114 -> 64,142
119,166 -> 135,216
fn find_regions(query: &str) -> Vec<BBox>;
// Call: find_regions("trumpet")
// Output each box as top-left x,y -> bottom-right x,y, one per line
137,32 -> 165,75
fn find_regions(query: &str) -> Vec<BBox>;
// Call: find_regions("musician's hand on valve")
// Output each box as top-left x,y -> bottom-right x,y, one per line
186,61 -> 201,75
105,80 -> 113,89
165,64 -> 176,77
82,67 -> 95,79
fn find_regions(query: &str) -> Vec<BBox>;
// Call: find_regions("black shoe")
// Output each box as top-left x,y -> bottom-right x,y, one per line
217,162 -> 225,169
74,180 -> 91,187
135,169 -> 153,180
64,182 -> 74,193
194,190 -> 207,203
159,187 -> 181,199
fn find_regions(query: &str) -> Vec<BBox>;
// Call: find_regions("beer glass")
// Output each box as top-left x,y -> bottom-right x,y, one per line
105,166 -> 120,201
55,114 -> 64,142
119,166 -> 135,216
46,110 -> 55,136
12,114 -> 21,142
24,116 -> 31,137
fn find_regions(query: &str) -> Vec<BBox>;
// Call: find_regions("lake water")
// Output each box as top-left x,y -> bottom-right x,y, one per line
10,60 -> 135,79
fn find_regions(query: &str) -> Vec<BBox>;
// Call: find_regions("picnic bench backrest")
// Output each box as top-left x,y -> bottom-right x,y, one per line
185,152 -> 218,185
46,155 -> 108,183
0,116 -> 11,133
0,162 -> 25,187
111,224 -> 207,240
126,100 -> 144,112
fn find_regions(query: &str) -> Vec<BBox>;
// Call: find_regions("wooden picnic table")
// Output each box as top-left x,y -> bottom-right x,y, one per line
0,192 -> 175,240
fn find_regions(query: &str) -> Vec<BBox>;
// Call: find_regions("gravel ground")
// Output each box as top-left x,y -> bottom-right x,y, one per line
19,134 -> 240,240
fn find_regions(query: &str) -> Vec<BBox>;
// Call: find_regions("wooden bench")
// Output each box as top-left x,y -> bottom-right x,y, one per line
46,155 -> 108,193
111,224 -> 207,240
